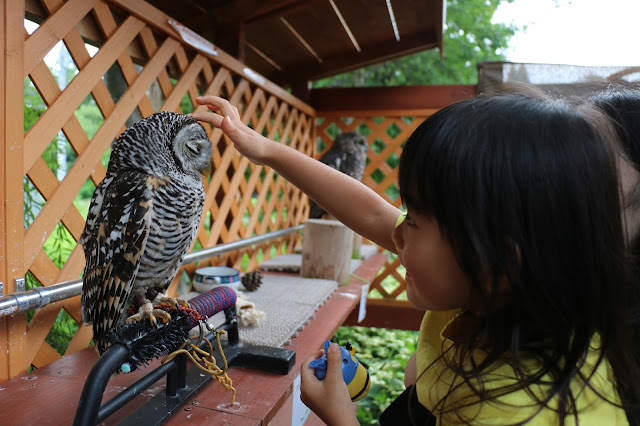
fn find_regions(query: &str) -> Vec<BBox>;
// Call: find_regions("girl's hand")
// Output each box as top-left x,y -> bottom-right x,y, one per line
190,96 -> 273,165
300,343 -> 359,426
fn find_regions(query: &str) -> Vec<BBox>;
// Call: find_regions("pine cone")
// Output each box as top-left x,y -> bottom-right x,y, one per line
241,270 -> 263,292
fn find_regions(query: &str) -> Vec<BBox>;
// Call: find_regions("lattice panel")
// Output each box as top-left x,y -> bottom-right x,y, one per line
316,112 -> 434,300
6,0 -> 314,375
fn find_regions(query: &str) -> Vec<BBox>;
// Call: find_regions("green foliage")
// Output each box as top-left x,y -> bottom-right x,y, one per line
179,92 -> 194,114
313,0 -> 516,87
332,326 -> 418,424
75,95 -> 104,139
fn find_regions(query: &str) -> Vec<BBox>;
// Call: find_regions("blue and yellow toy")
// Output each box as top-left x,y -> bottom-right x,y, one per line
309,340 -> 371,401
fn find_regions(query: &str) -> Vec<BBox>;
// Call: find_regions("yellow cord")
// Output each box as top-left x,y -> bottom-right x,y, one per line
163,329 -> 236,406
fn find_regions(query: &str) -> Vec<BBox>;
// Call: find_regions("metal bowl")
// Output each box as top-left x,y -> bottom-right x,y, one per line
193,266 -> 241,292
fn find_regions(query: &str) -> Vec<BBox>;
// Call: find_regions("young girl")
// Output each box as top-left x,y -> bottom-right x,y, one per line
192,91 -> 640,425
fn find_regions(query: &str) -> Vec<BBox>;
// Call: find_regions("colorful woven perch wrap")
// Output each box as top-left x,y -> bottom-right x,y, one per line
106,286 -> 237,371
185,286 -> 237,328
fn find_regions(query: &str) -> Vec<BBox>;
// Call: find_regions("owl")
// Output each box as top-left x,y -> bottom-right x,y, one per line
80,111 -> 212,354
309,131 -> 368,219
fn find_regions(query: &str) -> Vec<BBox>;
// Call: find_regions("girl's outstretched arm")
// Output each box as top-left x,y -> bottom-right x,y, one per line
300,343 -> 359,426
191,96 -> 400,252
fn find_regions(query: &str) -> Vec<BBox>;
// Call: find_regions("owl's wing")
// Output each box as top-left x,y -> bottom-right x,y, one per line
80,170 -> 153,349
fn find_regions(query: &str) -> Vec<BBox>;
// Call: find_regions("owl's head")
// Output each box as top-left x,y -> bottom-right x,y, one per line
111,111 -> 212,177
168,114 -> 212,176
335,131 -> 368,155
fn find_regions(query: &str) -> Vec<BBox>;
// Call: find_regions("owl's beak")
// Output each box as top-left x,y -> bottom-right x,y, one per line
202,159 -> 212,177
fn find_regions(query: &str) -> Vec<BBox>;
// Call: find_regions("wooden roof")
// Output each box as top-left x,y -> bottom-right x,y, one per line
148,0 -> 444,87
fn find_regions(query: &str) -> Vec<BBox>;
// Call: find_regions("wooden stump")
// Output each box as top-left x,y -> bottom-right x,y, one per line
352,232 -> 362,259
301,219 -> 353,285
326,214 -> 362,259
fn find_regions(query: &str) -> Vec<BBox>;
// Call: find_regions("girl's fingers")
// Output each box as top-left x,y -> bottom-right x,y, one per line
324,343 -> 344,386
301,349 -> 325,380
220,116 -> 237,134
190,111 -> 223,127
195,96 -> 239,119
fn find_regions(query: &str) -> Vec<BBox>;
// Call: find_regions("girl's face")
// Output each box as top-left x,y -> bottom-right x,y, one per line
392,210 -> 476,311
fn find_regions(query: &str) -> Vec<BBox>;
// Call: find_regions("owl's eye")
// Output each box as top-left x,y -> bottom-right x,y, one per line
185,142 -> 200,155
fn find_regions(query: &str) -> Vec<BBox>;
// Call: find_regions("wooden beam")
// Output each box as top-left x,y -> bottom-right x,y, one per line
1,0 -> 27,381
310,85 -> 476,112
275,29 -> 441,86
344,299 -> 424,331
245,0 -> 317,24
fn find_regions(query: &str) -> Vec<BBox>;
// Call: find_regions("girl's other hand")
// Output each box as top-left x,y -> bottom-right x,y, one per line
190,96 -> 273,165
300,343 -> 359,425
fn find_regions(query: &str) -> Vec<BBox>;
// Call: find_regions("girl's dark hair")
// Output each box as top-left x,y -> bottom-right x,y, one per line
399,91 -> 640,423
590,84 -> 640,210
590,84 -> 640,425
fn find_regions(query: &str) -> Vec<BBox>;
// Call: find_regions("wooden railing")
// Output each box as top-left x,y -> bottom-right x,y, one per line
1,0 -> 314,380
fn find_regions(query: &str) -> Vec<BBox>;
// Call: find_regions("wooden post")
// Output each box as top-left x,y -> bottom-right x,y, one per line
0,0 -> 27,380
301,219 -> 353,285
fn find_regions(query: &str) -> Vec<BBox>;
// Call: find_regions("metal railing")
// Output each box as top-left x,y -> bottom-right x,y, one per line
0,225 -> 303,318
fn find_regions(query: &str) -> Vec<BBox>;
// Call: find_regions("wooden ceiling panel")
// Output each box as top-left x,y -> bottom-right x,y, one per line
331,0 -> 397,48
392,0 -> 441,38
244,18 -> 317,71
148,0 -> 444,86
283,1 -> 354,60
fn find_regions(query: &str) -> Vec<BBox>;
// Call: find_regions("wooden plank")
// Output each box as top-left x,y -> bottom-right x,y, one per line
344,299 -> 424,331
0,0 -> 9,382
64,323 -> 93,355
311,85 -> 476,112
26,301 -> 71,364
138,26 -> 174,97
0,347 -> 168,424
23,0 -> 99,75
161,54 -> 207,112
23,36 -> 179,264
1,0 -> 28,380
32,341 -> 62,368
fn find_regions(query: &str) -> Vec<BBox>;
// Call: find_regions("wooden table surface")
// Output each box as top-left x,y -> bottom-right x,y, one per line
0,252 -> 388,425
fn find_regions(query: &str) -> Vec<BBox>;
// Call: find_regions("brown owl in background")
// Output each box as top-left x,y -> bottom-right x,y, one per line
309,131 -> 368,219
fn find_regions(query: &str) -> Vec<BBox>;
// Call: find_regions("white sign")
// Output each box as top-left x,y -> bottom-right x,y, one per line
358,283 -> 370,323
291,374 -> 311,426
168,19 -> 218,57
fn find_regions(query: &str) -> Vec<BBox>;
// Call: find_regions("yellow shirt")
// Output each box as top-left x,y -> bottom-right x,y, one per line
416,310 -> 628,425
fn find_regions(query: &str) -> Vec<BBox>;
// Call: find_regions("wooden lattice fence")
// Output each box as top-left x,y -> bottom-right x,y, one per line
316,110 -> 436,301
1,0 -> 314,380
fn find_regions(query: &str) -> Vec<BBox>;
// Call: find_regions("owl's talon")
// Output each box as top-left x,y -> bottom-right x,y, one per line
157,296 -> 189,310
126,302 -> 171,327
